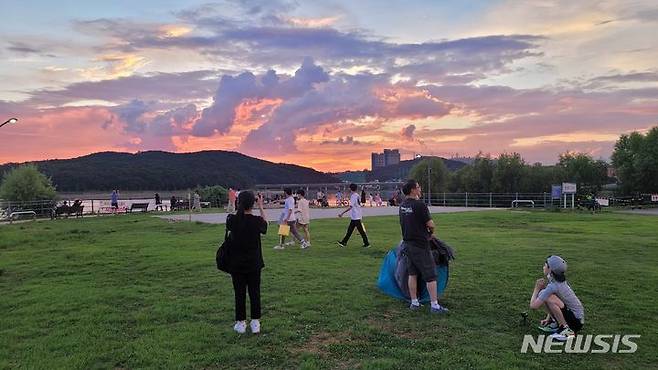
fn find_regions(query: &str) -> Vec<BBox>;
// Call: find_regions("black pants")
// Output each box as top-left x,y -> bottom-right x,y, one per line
341,219 -> 369,245
231,270 -> 261,321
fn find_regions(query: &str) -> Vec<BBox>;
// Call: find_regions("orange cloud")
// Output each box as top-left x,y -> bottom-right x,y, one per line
0,107 -> 129,164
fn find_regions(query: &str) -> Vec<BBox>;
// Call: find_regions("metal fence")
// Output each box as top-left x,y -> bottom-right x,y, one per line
423,192 -> 656,208
2,192 -> 656,222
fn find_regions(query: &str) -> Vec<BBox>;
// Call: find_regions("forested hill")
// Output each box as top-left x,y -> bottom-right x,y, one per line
0,151 -> 339,192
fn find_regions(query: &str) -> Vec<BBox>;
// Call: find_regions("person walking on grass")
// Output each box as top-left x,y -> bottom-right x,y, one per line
337,183 -> 370,248
274,188 -> 309,250
226,191 -> 267,334
295,189 -> 311,246
400,179 -> 449,314
530,255 -> 585,341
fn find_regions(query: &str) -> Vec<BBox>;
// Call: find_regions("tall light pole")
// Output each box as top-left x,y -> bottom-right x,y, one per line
1,118 -> 18,128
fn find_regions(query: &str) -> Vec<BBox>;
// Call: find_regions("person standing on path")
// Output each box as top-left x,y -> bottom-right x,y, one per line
337,183 -> 370,248
193,191 -> 201,212
111,189 -> 119,214
227,188 -> 237,213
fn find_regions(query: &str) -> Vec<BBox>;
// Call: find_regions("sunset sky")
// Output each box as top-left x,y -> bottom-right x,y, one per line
1,0 -> 657,171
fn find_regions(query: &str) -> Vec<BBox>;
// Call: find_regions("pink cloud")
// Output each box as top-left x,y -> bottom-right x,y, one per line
0,107 -> 128,164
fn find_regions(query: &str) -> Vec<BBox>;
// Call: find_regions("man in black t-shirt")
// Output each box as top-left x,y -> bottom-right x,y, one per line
399,179 -> 449,314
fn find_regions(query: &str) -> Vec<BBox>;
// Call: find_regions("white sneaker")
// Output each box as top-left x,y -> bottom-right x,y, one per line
273,245 -> 285,250
250,319 -> 261,334
301,241 -> 309,249
233,321 -> 246,334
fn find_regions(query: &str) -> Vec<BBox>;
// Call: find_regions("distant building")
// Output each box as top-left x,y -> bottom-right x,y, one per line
384,149 -> 400,166
371,153 -> 385,169
371,149 -> 400,169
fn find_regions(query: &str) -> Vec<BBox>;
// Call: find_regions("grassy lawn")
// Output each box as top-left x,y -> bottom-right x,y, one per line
1,210 -> 657,369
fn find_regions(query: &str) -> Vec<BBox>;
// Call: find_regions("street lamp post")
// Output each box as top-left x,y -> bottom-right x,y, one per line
1,118 -> 18,128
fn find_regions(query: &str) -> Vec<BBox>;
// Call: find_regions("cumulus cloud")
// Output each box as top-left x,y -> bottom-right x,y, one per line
193,57 -> 329,136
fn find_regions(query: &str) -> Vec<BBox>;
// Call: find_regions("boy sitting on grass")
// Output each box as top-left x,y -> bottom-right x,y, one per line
529,255 -> 585,341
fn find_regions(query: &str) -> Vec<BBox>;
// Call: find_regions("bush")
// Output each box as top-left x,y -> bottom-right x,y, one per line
0,164 -> 57,202
195,185 -> 228,207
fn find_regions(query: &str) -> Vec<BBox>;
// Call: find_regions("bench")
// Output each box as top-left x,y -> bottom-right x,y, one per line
9,211 -> 36,223
129,202 -> 150,213
511,200 -> 535,208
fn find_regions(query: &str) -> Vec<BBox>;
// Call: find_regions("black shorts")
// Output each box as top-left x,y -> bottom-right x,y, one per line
562,306 -> 584,332
111,201 -> 118,208
403,241 -> 437,282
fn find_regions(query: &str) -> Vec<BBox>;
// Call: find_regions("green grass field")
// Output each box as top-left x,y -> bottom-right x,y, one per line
1,211 -> 657,369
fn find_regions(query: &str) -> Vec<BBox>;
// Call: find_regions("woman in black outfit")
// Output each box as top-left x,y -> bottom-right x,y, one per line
226,190 -> 267,334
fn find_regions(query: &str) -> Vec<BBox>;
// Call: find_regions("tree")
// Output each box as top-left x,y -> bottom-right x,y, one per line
195,185 -> 228,208
612,127 -> 658,193
556,152 -> 608,195
409,158 -> 450,197
0,164 -> 57,202
462,154 -> 495,192
492,153 -> 526,193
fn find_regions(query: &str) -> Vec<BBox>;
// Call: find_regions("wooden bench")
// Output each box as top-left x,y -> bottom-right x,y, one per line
129,202 -> 150,213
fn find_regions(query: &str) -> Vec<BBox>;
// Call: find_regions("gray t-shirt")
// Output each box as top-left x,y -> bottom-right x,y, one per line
538,280 -> 585,322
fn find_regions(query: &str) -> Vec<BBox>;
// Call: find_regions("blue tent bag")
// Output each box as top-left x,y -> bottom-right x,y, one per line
377,242 -> 451,304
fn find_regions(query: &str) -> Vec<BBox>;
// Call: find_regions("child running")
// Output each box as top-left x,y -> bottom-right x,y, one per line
529,255 -> 585,341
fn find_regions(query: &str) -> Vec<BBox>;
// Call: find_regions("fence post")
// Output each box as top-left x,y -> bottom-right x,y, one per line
515,192 -> 518,201
465,192 -> 468,208
443,192 -> 446,207
91,199 -> 94,214
489,193 -> 492,208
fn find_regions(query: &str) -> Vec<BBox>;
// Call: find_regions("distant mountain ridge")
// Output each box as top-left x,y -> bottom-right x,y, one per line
0,151 -> 339,192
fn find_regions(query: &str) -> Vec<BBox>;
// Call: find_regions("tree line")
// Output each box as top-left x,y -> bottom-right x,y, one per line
409,126 -> 658,196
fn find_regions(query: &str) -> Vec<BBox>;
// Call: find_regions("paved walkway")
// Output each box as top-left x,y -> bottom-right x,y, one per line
156,206 -> 499,224
618,208 -> 658,216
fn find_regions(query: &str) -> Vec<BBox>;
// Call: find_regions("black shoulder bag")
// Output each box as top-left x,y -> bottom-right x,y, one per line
216,219 -> 232,273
